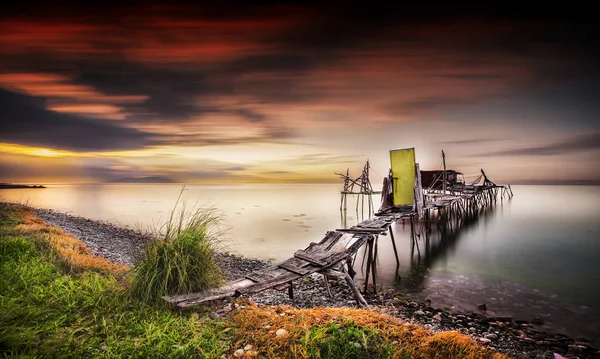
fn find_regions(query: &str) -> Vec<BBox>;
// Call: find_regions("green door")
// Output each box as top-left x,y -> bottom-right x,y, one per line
390,148 -> 416,206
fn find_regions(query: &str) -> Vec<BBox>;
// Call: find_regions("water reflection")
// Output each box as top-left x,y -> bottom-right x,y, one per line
399,204 -> 498,291
347,191 -> 600,345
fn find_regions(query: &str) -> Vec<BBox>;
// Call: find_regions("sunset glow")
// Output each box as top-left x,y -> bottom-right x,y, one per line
1,4 -> 598,184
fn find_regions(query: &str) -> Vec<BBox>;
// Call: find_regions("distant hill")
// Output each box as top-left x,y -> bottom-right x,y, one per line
0,183 -> 46,189
108,176 -> 176,183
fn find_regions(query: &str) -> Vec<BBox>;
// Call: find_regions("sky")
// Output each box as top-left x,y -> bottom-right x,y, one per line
1,3 -> 599,184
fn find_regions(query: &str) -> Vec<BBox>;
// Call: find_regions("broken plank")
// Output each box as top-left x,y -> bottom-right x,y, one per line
317,231 -> 343,247
327,233 -> 354,252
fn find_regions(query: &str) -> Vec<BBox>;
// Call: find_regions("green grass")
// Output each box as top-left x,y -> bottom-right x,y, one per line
0,204 -> 230,358
302,322 -> 394,359
130,192 -> 225,303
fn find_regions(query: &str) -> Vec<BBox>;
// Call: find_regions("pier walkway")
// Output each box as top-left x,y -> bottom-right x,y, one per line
165,166 -> 512,308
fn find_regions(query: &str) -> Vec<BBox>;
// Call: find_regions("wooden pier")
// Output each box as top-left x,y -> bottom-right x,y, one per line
165,231 -> 374,307
164,150 -> 512,308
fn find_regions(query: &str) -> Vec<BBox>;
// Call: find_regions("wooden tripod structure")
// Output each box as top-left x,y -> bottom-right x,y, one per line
336,161 -> 381,217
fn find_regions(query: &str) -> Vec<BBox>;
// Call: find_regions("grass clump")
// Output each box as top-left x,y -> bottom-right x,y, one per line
130,192 -> 225,302
0,203 -> 230,358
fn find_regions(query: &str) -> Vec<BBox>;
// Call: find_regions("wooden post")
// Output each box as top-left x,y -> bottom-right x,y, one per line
321,268 -> 368,307
372,236 -> 378,294
343,269 -> 368,307
363,237 -> 374,293
414,162 -> 424,218
442,150 -> 447,196
389,226 -> 400,268
411,216 -> 420,256
322,274 -> 332,297
288,282 -> 294,300
346,256 -> 356,279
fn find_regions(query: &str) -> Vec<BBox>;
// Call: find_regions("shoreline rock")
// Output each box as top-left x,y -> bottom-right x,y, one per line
22,205 -> 600,359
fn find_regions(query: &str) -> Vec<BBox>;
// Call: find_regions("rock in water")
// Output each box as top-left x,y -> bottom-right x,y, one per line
477,303 -> 487,311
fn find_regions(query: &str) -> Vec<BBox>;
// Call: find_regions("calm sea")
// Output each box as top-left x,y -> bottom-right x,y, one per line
2,184 -> 599,341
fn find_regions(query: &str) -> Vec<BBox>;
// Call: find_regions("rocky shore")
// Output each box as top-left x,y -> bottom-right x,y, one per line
31,207 -> 600,359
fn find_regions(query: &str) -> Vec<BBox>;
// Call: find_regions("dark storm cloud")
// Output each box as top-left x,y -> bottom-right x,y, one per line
1,2 -> 599,153
71,62 -> 223,119
475,133 -> 600,157
0,89 -> 158,151
223,54 -> 318,73
232,76 -> 324,105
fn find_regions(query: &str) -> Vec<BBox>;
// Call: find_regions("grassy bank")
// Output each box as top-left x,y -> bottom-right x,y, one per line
0,203 -> 506,358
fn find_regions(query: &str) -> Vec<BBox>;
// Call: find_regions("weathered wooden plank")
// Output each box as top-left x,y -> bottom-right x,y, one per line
317,231 -> 343,247
278,262 -> 311,275
344,233 -> 371,256
327,232 -> 355,253
238,270 -> 306,295
245,272 -> 274,283
164,278 -> 253,304
302,242 -> 322,252
294,250 -> 328,266
317,231 -> 336,244
279,256 -> 310,268
336,228 -> 386,234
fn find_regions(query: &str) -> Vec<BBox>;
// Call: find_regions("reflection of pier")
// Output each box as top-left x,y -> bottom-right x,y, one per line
165,148 -> 512,308
403,201 -> 498,290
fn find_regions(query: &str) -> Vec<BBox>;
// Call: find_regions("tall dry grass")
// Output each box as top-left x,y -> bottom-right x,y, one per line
130,189 -> 226,302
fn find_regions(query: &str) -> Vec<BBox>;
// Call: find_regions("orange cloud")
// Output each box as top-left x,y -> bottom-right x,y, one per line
48,104 -> 122,114
0,73 -> 148,102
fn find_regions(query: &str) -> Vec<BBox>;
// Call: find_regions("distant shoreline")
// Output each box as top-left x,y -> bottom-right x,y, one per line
0,183 -> 46,189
